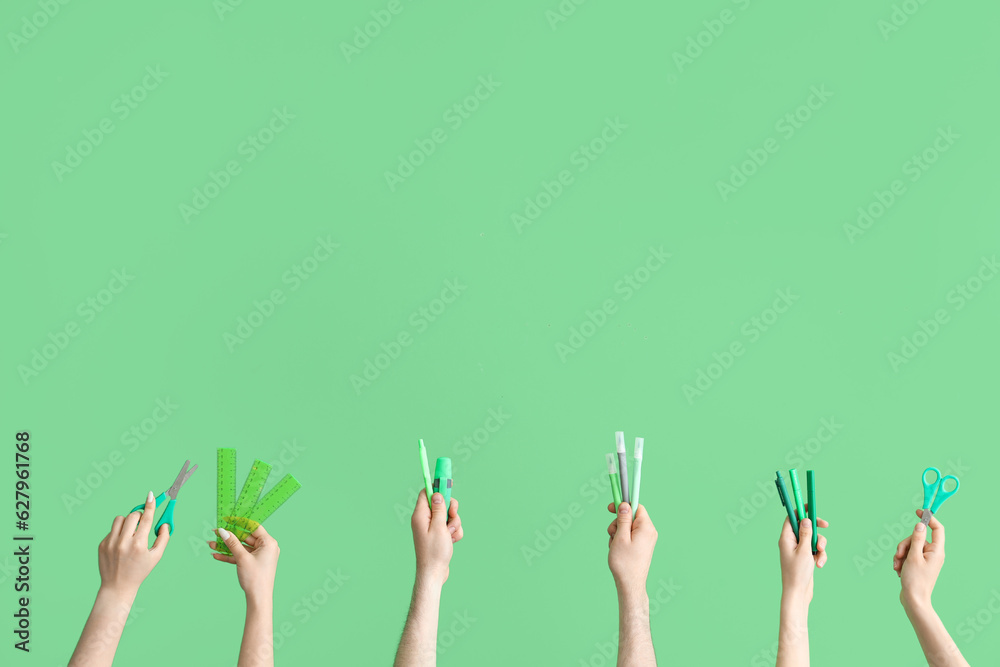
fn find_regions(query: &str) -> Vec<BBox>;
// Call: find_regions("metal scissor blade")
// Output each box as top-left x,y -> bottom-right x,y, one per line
920,510 -> 933,526
166,460 -> 198,499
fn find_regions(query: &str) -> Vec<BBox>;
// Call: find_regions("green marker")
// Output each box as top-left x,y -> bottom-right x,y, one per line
433,457 -> 452,512
418,439 -> 433,504
789,468 -> 806,534
631,437 -> 644,512
607,453 -> 622,507
775,471 -> 799,541
807,470 -> 817,554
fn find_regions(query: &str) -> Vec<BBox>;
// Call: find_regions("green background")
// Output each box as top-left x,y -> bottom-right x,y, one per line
3,0 -> 999,665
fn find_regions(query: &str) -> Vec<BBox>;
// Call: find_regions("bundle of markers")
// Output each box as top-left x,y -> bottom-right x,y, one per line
774,469 -> 817,554
606,431 -> 643,511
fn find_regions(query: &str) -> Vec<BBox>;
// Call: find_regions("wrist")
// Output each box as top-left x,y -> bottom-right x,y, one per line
901,593 -> 934,617
97,584 -> 138,606
415,566 -> 448,590
616,582 -> 649,609
781,588 -> 812,612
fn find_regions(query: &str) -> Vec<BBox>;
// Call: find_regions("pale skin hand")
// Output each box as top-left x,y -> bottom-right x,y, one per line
776,511 -> 829,667
70,491 -> 170,667
892,510 -> 970,667
394,491 -> 463,667
606,502 -> 658,667
209,525 -> 281,667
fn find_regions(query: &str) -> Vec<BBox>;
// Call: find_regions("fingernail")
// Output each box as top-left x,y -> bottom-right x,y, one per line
449,524 -> 457,534
147,491 -> 154,503
915,523 -> 926,532
432,493 -> 443,504
218,527 -> 231,540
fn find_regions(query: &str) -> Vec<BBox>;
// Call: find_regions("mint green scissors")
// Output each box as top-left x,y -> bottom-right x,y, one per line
128,460 -> 197,535
920,466 -> 959,526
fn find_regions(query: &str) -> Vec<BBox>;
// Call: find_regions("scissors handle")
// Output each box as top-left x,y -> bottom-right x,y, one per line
930,475 -> 959,513
155,498 -> 177,536
129,491 -> 167,514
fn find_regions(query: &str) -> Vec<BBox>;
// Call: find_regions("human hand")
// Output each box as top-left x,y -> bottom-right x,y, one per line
210,524 -> 281,604
410,491 -> 463,587
98,491 -> 170,598
778,511 -> 829,604
606,502 -> 657,594
893,509 -> 945,612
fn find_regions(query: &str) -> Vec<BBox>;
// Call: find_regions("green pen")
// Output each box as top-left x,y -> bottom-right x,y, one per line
775,471 -> 799,541
807,470 -> 817,554
433,457 -> 452,513
631,437 -> 644,512
418,439 -> 433,504
789,468 -> 806,533
607,453 -> 622,507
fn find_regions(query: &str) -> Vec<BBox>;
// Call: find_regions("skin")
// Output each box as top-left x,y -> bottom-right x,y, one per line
394,491 -> 464,667
776,510 -> 829,667
606,502 -> 658,667
69,491 -> 170,667
892,510 -> 970,667
208,524 -> 282,667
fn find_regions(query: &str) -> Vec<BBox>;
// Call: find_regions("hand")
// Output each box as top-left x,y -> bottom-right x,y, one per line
98,491 -> 170,597
606,502 -> 658,593
893,509 -> 945,612
410,491 -> 463,587
210,524 -> 281,603
778,511 -> 829,603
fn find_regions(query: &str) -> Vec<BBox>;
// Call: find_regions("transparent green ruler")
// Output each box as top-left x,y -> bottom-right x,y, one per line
216,448 -> 237,553
215,448 -> 301,553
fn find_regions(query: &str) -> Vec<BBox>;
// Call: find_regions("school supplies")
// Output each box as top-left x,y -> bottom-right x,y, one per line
632,438 -> 644,512
774,469 -> 818,550
920,466 -> 960,526
215,448 -> 301,555
419,439 -> 434,504
433,457 -> 453,511
807,470 -> 817,554
774,471 -> 799,539
129,460 -> 198,536
615,432 -> 630,506
607,453 -> 622,507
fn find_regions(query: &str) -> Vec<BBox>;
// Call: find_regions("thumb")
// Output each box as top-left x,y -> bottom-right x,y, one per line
906,521 -> 928,562
429,493 -> 448,528
150,523 -> 171,557
615,502 -> 633,543
217,527 -> 248,561
797,518 -> 813,552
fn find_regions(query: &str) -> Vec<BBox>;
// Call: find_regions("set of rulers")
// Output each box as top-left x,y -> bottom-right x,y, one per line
215,448 -> 302,554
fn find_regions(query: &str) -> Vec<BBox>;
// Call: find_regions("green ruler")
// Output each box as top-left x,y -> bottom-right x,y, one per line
214,448 -> 301,553
233,459 -> 272,523
248,474 -> 301,525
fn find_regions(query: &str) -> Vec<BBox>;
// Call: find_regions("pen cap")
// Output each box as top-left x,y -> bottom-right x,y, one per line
615,431 -> 626,453
606,453 -> 618,474
434,457 -> 452,480
634,437 -> 644,460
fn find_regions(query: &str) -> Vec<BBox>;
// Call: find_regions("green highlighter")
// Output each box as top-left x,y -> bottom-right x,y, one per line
789,468 -> 807,532
807,470 -> 817,555
418,439 -> 434,504
433,457 -> 452,511
607,453 -> 622,507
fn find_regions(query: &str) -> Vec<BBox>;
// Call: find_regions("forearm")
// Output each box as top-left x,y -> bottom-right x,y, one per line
238,594 -> 274,667
394,576 -> 443,667
69,587 -> 136,667
904,603 -> 970,667
776,591 -> 810,667
616,585 -> 656,667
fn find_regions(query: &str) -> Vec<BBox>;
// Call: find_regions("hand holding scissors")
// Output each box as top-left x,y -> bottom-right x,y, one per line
920,467 -> 959,526
128,460 -> 197,536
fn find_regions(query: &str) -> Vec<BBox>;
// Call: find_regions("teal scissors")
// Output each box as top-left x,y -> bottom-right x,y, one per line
128,460 -> 197,535
920,466 -> 959,526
